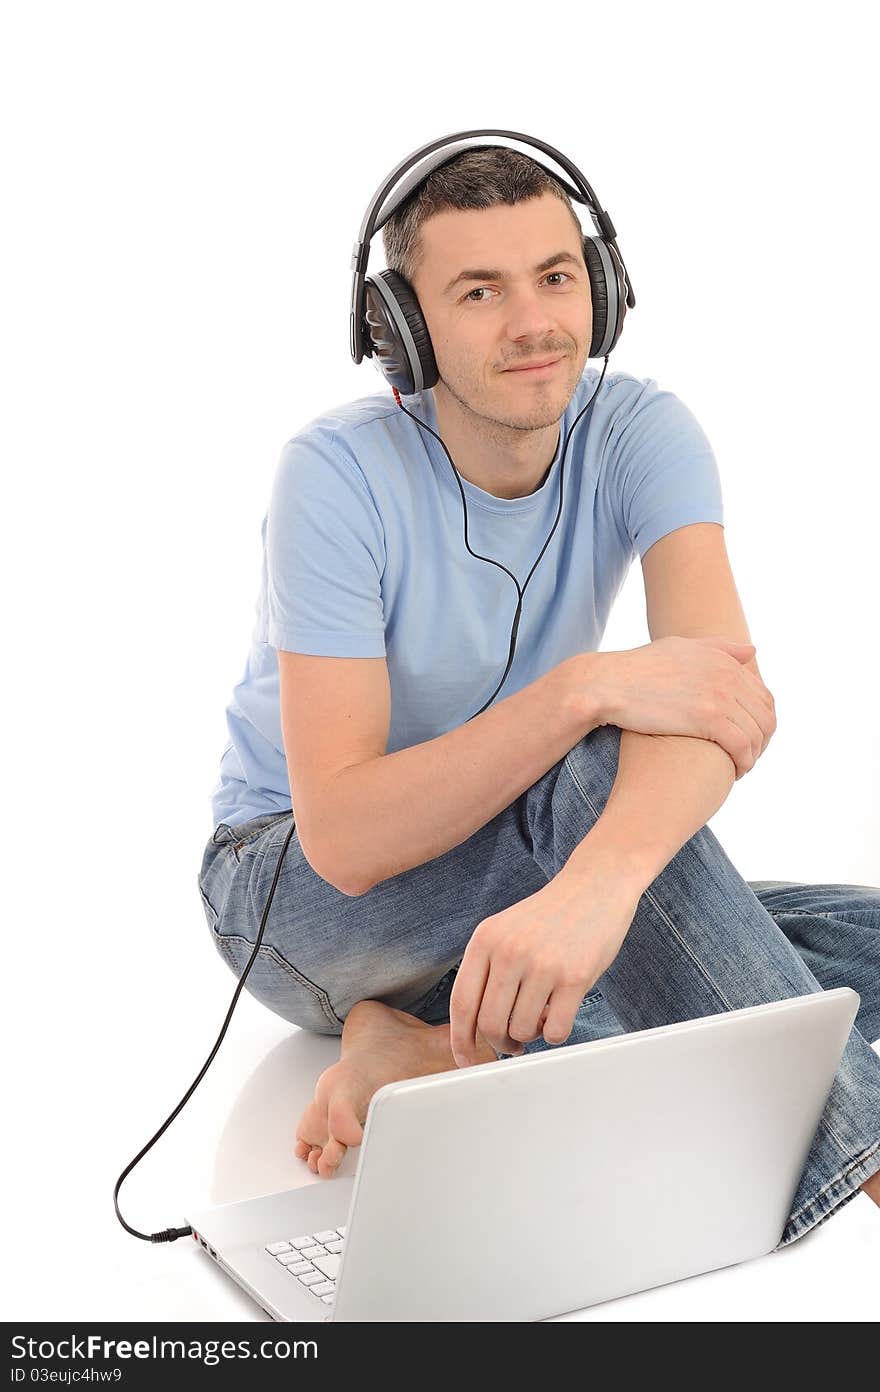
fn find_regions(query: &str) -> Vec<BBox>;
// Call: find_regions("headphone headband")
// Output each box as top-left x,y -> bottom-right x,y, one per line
349,128 -> 636,365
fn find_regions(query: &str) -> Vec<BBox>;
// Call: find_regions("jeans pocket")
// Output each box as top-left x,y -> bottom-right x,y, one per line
402,962 -> 462,1024
211,930 -> 345,1035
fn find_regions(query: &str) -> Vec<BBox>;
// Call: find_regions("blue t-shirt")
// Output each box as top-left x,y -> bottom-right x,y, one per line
209,365 -> 724,830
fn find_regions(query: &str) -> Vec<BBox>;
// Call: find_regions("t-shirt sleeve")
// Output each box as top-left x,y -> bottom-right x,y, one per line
265,432 -> 387,656
607,377 -> 724,559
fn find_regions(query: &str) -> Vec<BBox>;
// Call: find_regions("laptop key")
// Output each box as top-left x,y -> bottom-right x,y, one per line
311,1254 -> 341,1279
287,1261 -> 316,1275
298,1271 -> 325,1287
300,1245 -> 327,1259
311,1280 -> 335,1296
313,1230 -> 340,1244
324,1240 -> 344,1253
289,1236 -> 315,1250
276,1251 -> 309,1267
265,1242 -> 292,1255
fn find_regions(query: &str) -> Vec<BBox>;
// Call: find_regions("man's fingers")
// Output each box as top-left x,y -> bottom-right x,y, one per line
449,950 -> 490,1067
542,983 -> 591,1047
730,702 -> 766,764
507,974 -> 555,1045
740,670 -> 776,736
475,966 -> 525,1057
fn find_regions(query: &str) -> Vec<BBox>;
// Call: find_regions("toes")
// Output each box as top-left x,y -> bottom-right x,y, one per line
296,1132 -> 349,1178
316,1136 -> 347,1177
327,1093 -> 365,1150
298,1099 -> 329,1148
294,1068 -> 364,1176
295,1096 -> 330,1163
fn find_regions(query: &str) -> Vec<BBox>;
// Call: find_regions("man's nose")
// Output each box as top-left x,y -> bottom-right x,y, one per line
502,286 -> 557,340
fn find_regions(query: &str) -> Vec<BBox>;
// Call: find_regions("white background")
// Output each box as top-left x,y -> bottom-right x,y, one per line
2,0 -> 877,1324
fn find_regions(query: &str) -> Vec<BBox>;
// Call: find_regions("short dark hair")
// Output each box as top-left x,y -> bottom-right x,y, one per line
381,146 -> 585,289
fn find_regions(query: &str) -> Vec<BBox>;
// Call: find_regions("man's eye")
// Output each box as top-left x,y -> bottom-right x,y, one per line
463,272 -> 572,303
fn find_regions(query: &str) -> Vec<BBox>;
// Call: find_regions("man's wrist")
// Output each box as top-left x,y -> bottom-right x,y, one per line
556,818 -> 655,897
561,650 -> 612,734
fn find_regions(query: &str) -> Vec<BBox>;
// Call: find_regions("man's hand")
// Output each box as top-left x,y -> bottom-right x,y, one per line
448,862 -> 643,1067
581,637 -> 777,780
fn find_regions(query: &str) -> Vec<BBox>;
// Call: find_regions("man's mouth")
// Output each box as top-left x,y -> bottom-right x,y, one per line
503,356 -> 564,373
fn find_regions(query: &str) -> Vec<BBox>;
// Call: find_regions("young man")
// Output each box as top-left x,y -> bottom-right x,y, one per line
198,147 -> 880,1245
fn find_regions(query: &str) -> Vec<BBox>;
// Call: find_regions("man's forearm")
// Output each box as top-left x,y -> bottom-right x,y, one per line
317,655 -> 603,896
557,728 -> 737,892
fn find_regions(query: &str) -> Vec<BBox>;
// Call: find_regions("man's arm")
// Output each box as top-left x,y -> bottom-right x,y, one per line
555,522 -> 772,894
556,728 -> 738,892
287,650 -> 605,896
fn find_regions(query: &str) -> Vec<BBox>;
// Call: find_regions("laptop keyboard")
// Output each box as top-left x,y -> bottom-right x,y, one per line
265,1227 -> 346,1305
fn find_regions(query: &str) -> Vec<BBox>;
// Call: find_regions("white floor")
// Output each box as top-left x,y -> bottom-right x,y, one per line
7,973 -> 877,1324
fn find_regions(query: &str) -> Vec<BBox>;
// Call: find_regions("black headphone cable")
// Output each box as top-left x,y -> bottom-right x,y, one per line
394,354 -> 609,719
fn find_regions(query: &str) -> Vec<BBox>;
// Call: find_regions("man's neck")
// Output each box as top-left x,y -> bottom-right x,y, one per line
432,386 -> 560,500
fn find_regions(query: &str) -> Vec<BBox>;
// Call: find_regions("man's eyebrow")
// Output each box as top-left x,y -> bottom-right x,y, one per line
442,250 -> 583,297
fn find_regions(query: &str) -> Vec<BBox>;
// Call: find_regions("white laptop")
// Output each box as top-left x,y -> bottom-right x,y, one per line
187,986 -> 859,1322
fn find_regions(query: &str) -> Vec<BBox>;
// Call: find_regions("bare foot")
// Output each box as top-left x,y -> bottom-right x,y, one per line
293,999 -> 497,1178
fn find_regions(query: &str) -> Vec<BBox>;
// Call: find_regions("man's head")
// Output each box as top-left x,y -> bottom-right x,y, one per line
381,146 -> 593,435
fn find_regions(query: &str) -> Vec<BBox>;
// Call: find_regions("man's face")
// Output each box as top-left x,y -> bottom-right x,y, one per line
411,192 -> 593,431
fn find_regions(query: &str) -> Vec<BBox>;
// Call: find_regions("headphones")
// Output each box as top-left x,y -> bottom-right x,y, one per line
349,127 -> 636,396
114,130 -> 637,1246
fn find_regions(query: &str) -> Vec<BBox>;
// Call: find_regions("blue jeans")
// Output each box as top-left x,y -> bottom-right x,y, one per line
197,723 -> 880,1248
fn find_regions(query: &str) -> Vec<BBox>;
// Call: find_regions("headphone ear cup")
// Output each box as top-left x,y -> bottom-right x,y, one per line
583,234 -> 628,358
582,235 -> 609,359
363,269 -> 439,394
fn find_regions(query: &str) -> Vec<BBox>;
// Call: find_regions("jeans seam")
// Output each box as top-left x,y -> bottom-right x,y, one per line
780,1137 -> 880,1242
772,908 -> 878,923
214,930 -> 344,1029
198,884 -> 219,926
413,964 -> 458,1017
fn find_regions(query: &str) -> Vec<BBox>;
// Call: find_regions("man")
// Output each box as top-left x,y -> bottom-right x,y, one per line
198,146 -> 880,1246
